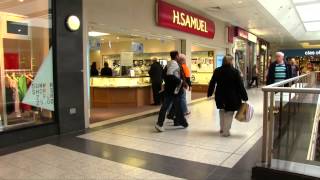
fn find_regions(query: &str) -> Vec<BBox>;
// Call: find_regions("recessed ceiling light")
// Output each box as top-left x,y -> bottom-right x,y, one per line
116,36 -> 120,40
88,31 -> 110,37
18,0 -> 24,2
238,0 -> 243,4
296,3 -> 320,22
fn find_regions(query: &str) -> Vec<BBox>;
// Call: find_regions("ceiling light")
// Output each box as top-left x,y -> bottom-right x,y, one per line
296,3 -> 320,22
116,36 -> 120,40
101,38 -> 104,41
18,0 -> 24,2
238,0 -> 243,4
88,31 -> 110,37
292,0 -> 318,4
304,21 -> 320,31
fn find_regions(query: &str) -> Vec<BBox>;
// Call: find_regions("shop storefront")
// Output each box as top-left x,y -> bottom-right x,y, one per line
0,0 -> 85,147
229,26 -> 258,87
88,33 -> 177,123
83,0 -> 228,125
282,48 -> 320,73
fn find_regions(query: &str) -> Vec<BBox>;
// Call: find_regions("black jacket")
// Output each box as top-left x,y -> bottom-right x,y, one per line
149,62 -> 163,84
207,65 -> 248,111
162,64 -> 183,96
90,68 -> 99,77
101,67 -> 113,76
266,62 -> 292,85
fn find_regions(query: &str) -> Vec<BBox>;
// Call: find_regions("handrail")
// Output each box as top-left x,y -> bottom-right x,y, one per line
307,96 -> 320,161
261,71 -> 320,167
263,73 -> 309,89
262,87 -> 320,94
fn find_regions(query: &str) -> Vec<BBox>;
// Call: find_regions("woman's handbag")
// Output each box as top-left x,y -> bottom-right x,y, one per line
235,102 -> 254,122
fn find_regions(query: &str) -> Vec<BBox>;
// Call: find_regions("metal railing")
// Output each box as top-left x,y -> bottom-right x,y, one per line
261,71 -> 320,166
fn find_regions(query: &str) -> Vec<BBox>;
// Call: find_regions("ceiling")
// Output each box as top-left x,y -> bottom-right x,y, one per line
175,0 -> 316,48
0,0 -> 49,27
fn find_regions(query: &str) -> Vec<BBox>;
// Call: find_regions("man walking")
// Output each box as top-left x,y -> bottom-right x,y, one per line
155,51 -> 188,132
267,52 -> 292,85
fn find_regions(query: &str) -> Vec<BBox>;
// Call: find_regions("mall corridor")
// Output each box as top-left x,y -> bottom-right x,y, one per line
0,89 -> 262,180
3,0 -> 320,179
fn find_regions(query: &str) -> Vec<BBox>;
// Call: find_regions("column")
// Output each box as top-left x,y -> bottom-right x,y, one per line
181,40 -> 192,103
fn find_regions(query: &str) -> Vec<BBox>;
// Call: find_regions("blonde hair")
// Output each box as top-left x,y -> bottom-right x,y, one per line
222,55 -> 234,66
179,54 -> 187,64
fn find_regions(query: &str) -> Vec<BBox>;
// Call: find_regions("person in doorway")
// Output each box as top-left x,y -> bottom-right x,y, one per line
249,64 -> 259,88
149,59 -> 163,105
266,52 -> 292,85
90,62 -> 99,77
100,62 -> 113,77
155,51 -> 188,132
207,55 -> 248,137
289,58 -> 299,77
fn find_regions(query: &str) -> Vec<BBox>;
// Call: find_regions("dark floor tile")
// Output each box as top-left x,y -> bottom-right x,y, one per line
53,137 -> 217,180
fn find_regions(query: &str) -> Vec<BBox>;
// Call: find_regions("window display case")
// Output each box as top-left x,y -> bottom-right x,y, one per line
90,77 -> 152,108
90,76 -> 150,88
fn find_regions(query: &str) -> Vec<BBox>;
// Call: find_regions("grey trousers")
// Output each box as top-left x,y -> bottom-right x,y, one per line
219,110 -> 235,136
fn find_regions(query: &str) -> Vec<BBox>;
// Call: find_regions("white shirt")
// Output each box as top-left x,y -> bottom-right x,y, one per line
166,60 -> 180,79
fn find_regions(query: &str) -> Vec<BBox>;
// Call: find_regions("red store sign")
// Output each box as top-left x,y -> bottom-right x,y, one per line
156,0 -> 215,39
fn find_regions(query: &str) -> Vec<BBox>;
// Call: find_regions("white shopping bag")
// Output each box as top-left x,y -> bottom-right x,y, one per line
235,102 -> 254,122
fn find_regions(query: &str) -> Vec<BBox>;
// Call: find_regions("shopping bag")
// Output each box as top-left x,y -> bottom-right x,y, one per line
235,102 -> 254,122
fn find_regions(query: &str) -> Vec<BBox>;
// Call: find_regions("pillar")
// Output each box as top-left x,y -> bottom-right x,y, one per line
181,40 -> 192,103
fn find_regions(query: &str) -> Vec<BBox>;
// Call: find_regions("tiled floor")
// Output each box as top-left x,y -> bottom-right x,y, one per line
0,144 -> 182,180
0,88 -> 263,180
81,89 -> 263,168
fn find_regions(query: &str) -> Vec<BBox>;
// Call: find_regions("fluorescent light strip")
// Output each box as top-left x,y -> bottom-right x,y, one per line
88,31 -> 110,37
304,21 -> 320,31
296,3 -> 320,22
292,0 -> 318,4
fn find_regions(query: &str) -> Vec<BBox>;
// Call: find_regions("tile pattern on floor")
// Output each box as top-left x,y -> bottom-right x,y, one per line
0,144 -> 183,180
80,89 -> 263,168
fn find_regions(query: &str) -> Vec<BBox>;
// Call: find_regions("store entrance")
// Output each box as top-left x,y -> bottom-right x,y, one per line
87,31 -> 177,124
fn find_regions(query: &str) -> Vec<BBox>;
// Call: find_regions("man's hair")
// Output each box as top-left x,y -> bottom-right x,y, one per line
276,52 -> 284,57
170,51 -> 179,60
222,54 -> 234,66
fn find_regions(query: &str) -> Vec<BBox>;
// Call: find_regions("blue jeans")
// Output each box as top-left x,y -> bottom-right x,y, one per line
180,89 -> 188,114
157,92 -> 187,127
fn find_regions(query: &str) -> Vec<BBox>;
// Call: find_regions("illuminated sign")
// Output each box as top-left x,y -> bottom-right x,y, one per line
305,50 -> 320,56
248,33 -> 257,43
235,27 -> 257,43
156,0 -> 215,39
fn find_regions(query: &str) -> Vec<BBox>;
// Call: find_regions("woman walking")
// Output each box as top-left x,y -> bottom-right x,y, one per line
207,55 -> 248,137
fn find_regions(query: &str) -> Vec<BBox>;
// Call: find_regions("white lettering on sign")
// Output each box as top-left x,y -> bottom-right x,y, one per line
172,10 -> 208,33
305,50 -> 320,56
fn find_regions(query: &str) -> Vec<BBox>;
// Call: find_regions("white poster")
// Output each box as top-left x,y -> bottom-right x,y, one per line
22,48 -> 54,111
120,52 -> 133,66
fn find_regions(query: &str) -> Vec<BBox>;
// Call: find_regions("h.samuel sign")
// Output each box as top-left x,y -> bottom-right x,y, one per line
156,0 -> 215,39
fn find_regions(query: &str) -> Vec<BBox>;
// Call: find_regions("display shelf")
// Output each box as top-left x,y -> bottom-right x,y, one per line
90,77 -> 150,88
